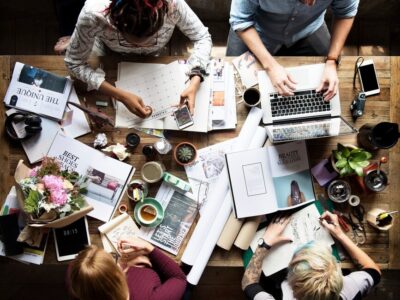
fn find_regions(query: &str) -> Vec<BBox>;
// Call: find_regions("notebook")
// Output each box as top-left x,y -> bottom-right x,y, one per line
259,63 -> 357,143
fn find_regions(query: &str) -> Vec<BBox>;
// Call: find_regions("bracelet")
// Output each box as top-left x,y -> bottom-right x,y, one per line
188,67 -> 207,82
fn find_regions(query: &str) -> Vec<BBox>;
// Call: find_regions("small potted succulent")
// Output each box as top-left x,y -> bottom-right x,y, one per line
331,143 -> 372,177
174,142 -> 197,166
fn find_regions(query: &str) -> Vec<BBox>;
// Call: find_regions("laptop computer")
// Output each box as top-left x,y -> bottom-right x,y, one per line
259,63 -> 357,143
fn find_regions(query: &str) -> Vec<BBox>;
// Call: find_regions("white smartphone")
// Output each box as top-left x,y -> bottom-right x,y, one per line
54,217 -> 91,261
357,59 -> 380,96
173,105 -> 194,130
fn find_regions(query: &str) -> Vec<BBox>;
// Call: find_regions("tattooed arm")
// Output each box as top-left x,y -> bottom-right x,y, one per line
242,247 -> 269,289
320,211 -> 381,273
241,215 -> 292,298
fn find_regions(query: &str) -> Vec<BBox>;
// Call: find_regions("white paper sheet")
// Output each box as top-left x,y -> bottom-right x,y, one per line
184,122 -> 267,285
181,107 -> 264,274
115,61 -> 185,125
249,204 -> 334,276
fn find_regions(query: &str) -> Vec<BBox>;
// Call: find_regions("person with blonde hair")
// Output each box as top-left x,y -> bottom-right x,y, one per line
68,237 -> 186,300
242,211 -> 381,300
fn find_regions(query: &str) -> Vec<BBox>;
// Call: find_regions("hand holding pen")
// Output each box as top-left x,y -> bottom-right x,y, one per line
320,211 -> 345,239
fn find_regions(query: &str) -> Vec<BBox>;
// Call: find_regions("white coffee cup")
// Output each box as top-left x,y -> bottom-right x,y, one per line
138,203 -> 158,225
242,87 -> 261,107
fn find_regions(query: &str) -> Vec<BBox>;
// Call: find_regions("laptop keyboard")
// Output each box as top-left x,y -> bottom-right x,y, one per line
272,122 -> 331,141
270,89 -> 331,117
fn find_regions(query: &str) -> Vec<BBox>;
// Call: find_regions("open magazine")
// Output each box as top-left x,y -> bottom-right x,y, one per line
226,140 -> 315,218
4,62 -> 72,120
139,182 -> 198,255
47,132 -> 134,222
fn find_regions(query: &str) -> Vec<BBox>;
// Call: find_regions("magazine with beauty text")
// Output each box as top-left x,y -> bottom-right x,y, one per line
4,62 -> 72,120
225,140 -> 315,218
47,132 -> 134,222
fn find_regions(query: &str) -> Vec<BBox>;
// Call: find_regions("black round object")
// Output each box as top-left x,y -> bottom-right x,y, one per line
126,133 -> 140,148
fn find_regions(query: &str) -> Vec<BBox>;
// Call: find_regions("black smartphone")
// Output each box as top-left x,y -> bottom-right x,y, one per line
357,59 -> 380,96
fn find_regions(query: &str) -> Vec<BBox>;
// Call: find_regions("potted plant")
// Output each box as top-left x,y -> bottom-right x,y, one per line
331,143 -> 372,177
174,142 -> 197,166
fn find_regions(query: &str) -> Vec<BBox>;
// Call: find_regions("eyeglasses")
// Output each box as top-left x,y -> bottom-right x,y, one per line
117,31 -> 158,48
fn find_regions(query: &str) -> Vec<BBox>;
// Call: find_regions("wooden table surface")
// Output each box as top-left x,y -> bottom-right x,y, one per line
0,55 -> 399,269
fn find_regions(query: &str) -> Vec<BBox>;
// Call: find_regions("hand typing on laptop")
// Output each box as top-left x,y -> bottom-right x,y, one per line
265,62 -> 297,97
316,60 -> 339,101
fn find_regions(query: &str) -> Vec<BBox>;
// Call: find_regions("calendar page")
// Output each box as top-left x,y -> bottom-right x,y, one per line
115,61 -> 185,127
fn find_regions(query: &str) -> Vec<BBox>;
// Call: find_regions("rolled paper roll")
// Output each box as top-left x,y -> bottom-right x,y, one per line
217,212 -> 244,251
234,216 -> 262,250
348,195 -> 361,207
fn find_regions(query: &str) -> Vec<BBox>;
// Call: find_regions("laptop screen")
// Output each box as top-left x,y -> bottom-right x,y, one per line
265,117 -> 358,143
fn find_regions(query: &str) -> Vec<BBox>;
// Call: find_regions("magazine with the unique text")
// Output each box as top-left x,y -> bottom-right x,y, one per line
139,182 -> 198,255
47,133 -> 134,222
4,62 -> 72,120
226,140 -> 315,218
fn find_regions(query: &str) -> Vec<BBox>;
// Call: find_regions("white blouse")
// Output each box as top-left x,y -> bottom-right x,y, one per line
65,0 -> 212,91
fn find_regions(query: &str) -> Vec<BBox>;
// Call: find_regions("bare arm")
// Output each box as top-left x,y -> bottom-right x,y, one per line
242,216 -> 292,290
242,247 -> 269,289
237,28 -> 296,96
99,81 -> 151,118
321,211 -> 381,273
317,17 -> 356,100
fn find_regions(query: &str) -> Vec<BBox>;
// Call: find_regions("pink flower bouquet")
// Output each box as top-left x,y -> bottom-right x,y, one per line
18,157 -> 87,223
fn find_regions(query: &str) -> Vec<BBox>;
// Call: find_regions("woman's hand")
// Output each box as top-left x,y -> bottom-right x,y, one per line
266,62 -> 297,96
316,61 -> 339,101
120,91 -> 152,118
320,211 -> 345,240
180,75 -> 201,115
117,237 -> 154,261
263,215 -> 292,247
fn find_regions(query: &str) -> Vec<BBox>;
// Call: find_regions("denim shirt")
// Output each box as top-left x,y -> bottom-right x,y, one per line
229,0 -> 359,53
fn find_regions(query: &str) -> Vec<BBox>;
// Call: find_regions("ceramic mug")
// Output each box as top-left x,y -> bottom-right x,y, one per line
137,203 -> 159,225
242,87 -> 261,107
127,179 -> 148,202
141,161 -> 165,183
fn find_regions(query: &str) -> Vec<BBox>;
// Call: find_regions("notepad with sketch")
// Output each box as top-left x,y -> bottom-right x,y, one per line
225,140 -> 315,218
98,213 -> 139,254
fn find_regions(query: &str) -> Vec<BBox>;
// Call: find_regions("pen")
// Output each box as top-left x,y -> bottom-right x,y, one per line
319,217 -> 337,226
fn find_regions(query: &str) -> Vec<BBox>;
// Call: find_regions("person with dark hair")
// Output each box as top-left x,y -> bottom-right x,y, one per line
227,0 -> 359,101
65,0 -> 212,118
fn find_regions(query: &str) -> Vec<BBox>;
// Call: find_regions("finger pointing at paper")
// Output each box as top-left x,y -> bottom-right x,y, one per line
180,75 -> 201,115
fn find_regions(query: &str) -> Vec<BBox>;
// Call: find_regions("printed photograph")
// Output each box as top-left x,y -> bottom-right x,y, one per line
84,167 -> 123,207
273,170 -> 315,208
18,64 -> 67,94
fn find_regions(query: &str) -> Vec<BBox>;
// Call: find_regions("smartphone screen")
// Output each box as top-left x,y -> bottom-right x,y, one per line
174,105 -> 193,129
359,63 -> 379,93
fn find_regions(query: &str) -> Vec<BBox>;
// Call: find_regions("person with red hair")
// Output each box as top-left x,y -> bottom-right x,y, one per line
65,0 -> 211,118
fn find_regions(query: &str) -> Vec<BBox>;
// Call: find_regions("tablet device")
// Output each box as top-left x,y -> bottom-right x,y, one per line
53,217 -> 90,261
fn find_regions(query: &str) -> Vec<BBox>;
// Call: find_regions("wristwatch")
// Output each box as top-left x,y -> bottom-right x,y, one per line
325,55 -> 341,66
257,238 -> 272,250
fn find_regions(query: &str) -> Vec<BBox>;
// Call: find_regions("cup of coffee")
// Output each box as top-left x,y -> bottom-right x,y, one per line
134,198 -> 164,227
242,87 -> 261,107
138,203 -> 158,225
141,161 -> 165,183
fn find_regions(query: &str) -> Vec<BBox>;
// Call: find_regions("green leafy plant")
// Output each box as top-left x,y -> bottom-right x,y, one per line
175,142 -> 197,165
177,145 -> 195,163
332,143 -> 372,177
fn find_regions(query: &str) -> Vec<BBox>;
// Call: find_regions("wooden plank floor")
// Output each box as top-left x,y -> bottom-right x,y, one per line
1,1 -> 400,299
